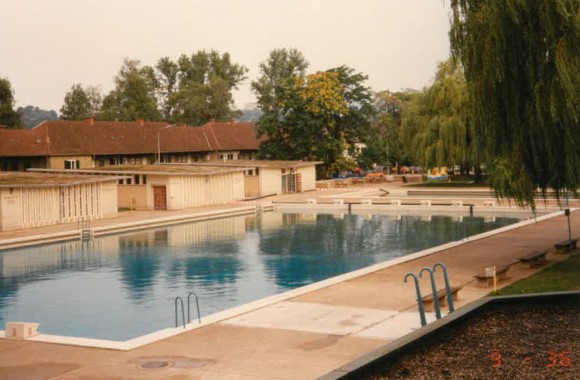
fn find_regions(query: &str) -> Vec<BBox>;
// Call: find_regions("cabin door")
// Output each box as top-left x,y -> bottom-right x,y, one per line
152,186 -> 167,210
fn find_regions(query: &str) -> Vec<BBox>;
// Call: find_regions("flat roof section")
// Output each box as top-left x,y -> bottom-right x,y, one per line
0,172 -> 122,188
30,165 -> 250,177
184,160 -> 323,169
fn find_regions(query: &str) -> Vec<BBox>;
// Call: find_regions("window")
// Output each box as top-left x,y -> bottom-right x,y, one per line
126,177 -> 132,185
255,168 -> 260,175
24,162 -> 32,170
64,160 -> 80,170
142,175 -> 147,184
134,175 -> 140,185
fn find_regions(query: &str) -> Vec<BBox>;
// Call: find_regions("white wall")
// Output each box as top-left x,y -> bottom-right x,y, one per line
259,168 -> 282,195
0,188 -> 23,231
0,182 -> 117,232
296,166 -> 317,191
146,175 -> 170,210
147,172 -> 245,211
101,182 -> 118,218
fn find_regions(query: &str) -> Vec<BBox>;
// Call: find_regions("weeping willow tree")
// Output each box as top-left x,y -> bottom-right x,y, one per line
450,0 -> 580,207
400,59 -> 479,177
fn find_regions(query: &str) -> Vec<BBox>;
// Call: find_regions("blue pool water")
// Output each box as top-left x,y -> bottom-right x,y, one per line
0,212 -> 528,340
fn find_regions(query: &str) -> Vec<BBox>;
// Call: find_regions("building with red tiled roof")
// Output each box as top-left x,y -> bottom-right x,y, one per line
0,119 -> 263,171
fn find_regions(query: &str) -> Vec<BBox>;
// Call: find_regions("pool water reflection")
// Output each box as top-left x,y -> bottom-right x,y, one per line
0,212 -> 527,340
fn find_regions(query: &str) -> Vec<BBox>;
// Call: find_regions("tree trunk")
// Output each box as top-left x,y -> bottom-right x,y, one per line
474,165 -> 482,184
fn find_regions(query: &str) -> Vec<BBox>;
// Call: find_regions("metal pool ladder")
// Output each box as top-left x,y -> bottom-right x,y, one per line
78,218 -> 93,242
174,292 -> 202,328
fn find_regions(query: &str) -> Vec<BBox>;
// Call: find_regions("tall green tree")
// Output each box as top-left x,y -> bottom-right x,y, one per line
155,57 -> 179,120
166,50 -> 248,125
252,48 -> 309,161
98,59 -> 161,121
251,48 -> 309,115
60,84 -> 92,120
328,66 -> 374,153
361,90 -> 413,170
400,59 -> 479,177
450,0 -> 580,206
0,77 -> 22,128
253,54 -> 373,178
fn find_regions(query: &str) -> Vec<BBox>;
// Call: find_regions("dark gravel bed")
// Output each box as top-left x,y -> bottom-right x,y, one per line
364,297 -> 579,380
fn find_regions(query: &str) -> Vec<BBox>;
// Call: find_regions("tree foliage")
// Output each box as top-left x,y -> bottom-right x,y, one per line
253,50 -> 373,178
450,0 -> 580,206
60,84 -> 92,120
400,59 -> 477,174
165,50 -> 248,125
361,90 -> 413,169
17,105 -> 58,128
251,48 -> 308,116
0,77 -> 22,128
99,59 -> 161,121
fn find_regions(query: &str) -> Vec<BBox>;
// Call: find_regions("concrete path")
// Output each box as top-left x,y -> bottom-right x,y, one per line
0,207 -> 577,379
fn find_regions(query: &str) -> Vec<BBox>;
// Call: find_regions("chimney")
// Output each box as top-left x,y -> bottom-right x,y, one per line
136,118 -> 144,127
86,117 -> 95,126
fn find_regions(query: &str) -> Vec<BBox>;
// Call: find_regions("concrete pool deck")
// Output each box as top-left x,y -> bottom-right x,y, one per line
0,188 -> 578,379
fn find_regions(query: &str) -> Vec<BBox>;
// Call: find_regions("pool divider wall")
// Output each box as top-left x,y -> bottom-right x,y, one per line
274,202 -> 559,215
318,291 -> 580,380
0,209 -> 570,351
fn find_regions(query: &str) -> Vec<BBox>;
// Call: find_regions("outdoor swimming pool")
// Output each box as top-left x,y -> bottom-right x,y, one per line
0,211 -> 530,341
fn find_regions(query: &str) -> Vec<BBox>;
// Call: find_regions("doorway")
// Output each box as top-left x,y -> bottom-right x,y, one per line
152,186 -> 167,210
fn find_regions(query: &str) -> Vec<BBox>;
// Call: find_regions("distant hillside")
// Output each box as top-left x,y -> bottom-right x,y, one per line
17,106 -> 58,128
237,108 -> 262,122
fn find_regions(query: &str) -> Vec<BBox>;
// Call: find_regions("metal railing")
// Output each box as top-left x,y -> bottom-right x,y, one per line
174,292 -> 202,328
404,262 -> 455,327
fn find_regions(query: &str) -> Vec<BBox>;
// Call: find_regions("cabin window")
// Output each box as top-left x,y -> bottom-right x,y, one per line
64,160 -> 80,170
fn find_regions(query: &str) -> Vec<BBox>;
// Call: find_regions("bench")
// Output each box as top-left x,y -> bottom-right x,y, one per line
421,286 -> 461,312
474,265 -> 511,287
518,250 -> 548,268
553,238 -> 578,252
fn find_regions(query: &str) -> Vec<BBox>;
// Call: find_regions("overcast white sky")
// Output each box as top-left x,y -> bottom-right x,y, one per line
0,0 -> 451,112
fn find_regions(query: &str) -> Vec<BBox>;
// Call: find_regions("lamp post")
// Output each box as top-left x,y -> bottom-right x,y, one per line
157,124 -> 180,164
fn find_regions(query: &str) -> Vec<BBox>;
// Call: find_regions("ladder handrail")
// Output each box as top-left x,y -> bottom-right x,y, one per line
187,292 -> 202,324
174,296 -> 186,328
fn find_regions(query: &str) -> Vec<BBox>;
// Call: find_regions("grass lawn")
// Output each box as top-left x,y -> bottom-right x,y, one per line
492,251 -> 580,296
406,181 -> 490,188
405,176 -> 490,188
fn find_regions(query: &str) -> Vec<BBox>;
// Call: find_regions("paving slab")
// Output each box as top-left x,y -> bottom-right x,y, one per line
354,312 -> 438,340
51,325 -> 386,380
221,301 -> 396,336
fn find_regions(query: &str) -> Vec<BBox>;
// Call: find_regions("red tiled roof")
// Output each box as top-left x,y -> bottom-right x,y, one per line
203,121 -> 265,151
158,125 -> 213,153
0,126 -> 49,156
0,120 -> 262,157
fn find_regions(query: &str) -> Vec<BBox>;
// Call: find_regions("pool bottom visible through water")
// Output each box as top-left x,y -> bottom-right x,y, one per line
0,212 -> 528,341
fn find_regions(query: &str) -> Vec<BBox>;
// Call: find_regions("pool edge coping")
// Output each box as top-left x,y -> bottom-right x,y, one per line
0,208 -> 570,351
